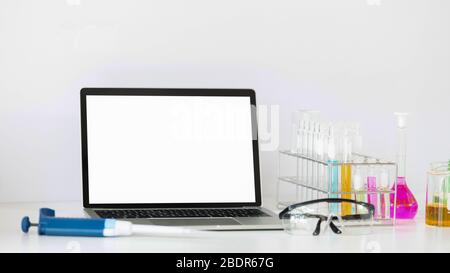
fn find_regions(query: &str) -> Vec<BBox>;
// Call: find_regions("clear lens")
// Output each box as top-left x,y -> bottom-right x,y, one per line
281,201 -> 374,236
281,215 -> 321,235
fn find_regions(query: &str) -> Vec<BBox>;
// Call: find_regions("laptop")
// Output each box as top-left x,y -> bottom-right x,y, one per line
81,88 -> 282,230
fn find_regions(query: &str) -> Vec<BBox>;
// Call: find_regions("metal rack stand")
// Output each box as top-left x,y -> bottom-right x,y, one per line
277,150 -> 398,225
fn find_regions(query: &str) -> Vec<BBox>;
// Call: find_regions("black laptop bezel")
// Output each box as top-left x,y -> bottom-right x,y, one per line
81,88 -> 262,209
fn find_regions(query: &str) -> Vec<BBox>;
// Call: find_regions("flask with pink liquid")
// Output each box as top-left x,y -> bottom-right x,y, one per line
390,113 -> 418,219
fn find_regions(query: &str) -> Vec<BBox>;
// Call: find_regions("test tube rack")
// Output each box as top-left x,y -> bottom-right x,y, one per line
277,150 -> 398,225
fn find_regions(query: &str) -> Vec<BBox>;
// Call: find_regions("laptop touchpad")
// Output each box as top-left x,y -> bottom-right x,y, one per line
148,218 -> 242,226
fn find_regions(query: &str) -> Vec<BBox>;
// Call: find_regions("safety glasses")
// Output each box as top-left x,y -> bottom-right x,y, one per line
279,198 -> 375,236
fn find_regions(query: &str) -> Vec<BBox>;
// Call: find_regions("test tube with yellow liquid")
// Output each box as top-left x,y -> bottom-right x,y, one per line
341,129 -> 352,216
341,164 -> 352,215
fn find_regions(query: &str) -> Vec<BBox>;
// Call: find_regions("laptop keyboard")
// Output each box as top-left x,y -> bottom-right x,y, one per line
94,208 -> 270,219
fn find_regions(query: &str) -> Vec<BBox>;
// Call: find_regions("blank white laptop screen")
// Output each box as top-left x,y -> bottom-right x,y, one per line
86,95 -> 256,204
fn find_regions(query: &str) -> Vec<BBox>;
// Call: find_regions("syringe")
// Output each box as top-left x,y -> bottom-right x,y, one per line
22,208 -> 201,237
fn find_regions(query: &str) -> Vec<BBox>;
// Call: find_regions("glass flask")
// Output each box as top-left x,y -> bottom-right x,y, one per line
390,177 -> 418,219
389,113 -> 418,219
426,161 -> 450,227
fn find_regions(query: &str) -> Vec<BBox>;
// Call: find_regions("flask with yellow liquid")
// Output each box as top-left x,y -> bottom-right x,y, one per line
426,161 -> 450,227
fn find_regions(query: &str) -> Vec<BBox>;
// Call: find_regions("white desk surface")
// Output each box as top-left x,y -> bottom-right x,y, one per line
1,200 -> 449,253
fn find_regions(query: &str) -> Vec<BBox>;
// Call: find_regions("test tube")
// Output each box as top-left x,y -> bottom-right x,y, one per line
353,166 -> 366,203
341,164 -> 352,214
379,167 -> 390,219
294,110 -> 310,202
316,123 -> 326,194
290,111 -> 301,153
301,119 -> 310,201
341,128 -> 353,216
299,111 -> 310,201
327,125 -> 339,213
309,111 -> 320,200
351,123 -> 363,155
312,121 -> 321,199
294,112 -> 304,202
367,168 -> 378,219
307,120 -> 315,200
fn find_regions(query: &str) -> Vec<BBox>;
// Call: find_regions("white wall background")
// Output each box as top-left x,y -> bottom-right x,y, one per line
1,0 -> 449,207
